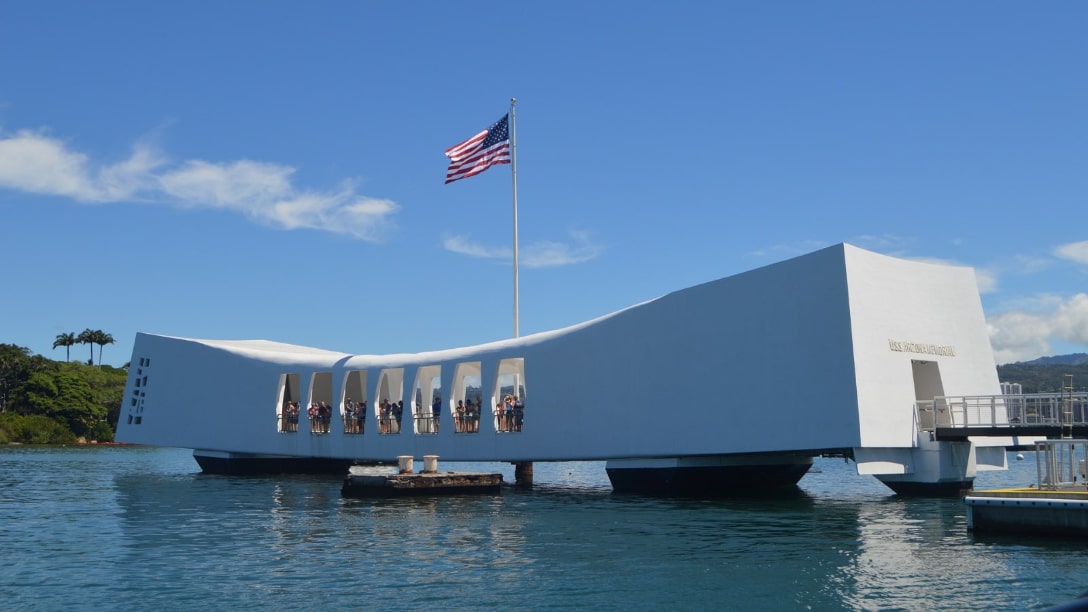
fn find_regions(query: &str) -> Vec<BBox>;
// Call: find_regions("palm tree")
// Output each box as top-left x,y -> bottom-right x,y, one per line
94,331 -> 115,366
77,328 -> 95,365
52,332 -> 76,362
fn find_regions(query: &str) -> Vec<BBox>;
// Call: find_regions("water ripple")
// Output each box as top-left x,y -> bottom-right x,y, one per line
0,446 -> 1085,610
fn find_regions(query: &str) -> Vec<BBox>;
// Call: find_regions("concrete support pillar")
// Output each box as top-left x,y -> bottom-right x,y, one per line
872,439 -> 977,496
514,461 -> 533,487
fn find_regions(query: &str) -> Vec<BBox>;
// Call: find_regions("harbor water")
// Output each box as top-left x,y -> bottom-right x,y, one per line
1,446 -> 1085,610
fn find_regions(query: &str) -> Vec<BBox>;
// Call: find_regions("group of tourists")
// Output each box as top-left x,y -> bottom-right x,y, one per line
277,401 -> 340,434
343,399 -> 367,434
308,401 -> 333,433
422,395 -> 525,433
454,398 -> 483,433
281,401 -> 301,432
495,394 -> 525,432
378,399 -> 404,434
280,395 -> 525,434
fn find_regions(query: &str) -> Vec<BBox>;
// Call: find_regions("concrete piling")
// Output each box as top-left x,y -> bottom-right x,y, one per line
514,461 -> 533,487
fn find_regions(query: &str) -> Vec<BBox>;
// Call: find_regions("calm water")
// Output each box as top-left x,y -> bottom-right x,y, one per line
0,446 -> 1084,611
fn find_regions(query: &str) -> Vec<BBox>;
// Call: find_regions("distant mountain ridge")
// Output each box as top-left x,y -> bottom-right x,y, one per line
1012,353 -> 1088,366
997,353 -> 1088,392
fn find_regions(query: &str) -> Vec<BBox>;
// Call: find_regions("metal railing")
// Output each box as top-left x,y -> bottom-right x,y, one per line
278,414 -> 299,433
415,415 -> 439,434
1035,439 -> 1088,489
309,416 -> 331,434
275,408 -> 522,435
343,414 -> 365,434
377,415 -> 402,434
494,408 -> 525,432
454,413 -> 481,433
916,392 -> 1088,431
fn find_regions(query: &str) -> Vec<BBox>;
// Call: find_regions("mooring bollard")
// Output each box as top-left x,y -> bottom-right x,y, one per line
397,455 -> 414,474
423,455 -> 439,473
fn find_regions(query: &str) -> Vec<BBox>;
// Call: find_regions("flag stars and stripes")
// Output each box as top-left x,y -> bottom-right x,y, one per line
444,114 -> 511,184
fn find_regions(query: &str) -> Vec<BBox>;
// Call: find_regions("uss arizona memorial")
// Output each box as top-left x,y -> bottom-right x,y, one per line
116,243 -> 1021,494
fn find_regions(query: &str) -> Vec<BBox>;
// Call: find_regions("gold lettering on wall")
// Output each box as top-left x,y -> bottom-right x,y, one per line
888,339 -> 956,357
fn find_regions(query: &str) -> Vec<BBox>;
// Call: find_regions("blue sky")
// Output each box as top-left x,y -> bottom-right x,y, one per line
2,2 -> 1086,367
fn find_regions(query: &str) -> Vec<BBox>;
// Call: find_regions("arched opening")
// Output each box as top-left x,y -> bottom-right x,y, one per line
452,361 -> 482,434
342,370 -> 368,435
492,358 -> 526,433
375,368 -> 404,435
412,365 -> 442,435
276,373 -> 301,433
308,371 -> 334,434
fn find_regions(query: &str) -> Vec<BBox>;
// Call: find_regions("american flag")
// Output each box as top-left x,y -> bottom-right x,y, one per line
444,114 -> 511,184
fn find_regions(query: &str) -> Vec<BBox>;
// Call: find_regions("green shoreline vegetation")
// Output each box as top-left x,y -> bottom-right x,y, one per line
1,339 -> 125,445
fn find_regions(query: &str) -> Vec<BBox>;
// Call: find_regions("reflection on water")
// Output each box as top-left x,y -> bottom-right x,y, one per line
1,446 -> 1086,610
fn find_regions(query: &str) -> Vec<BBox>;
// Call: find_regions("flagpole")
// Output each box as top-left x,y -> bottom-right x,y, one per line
509,98 -> 532,488
510,97 -> 520,339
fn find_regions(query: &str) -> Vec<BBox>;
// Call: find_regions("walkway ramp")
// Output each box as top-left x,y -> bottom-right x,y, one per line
923,393 -> 1088,440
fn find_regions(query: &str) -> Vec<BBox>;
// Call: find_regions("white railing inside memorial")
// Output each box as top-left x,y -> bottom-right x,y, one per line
915,392 -> 1088,430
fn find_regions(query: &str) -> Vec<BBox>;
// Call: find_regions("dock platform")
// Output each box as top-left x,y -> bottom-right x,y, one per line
341,457 -> 503,497
964,439 -> 1088,537
965,487 -> 1088,536
342,471 -> 504,497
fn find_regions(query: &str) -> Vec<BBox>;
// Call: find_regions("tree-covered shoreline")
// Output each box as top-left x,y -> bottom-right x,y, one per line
1,343 -> 125,444
996,362 -> 1088,393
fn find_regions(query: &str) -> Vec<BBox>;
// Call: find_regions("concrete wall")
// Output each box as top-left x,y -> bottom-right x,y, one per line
844,245 -> 1002,448
117,243 -> 1000,463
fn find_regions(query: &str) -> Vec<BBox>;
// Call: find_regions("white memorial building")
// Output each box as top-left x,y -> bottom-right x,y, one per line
116,243 -> 1009,494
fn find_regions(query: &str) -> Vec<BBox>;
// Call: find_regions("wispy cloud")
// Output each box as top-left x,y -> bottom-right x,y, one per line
988,292 -> 1088,363
443,229 -> 603,268
443,235 -> 498,259
1055,240 -> 1088,265
1010,253 -> 1056,275
158,159 -> 293,208
0,129 -> 397,241
0,129 -> 105,199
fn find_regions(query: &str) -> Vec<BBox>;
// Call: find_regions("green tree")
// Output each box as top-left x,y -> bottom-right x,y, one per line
0,413 -> 77,445
52,332 -> 77,362
78,362 -> 126,433
12,368 -> 103,437
77,328 -> 96,365
94,330 -> 115,366
0,346 -> 125,442
0,344 -> 42,413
